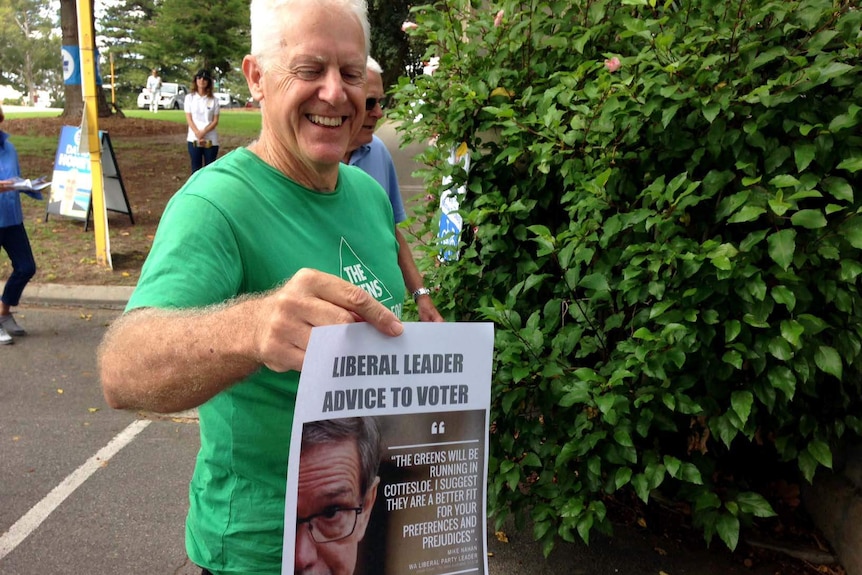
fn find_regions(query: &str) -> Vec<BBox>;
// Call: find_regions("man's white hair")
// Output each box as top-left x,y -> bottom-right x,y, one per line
250,0 -> 370,69
367,56 -> 383,75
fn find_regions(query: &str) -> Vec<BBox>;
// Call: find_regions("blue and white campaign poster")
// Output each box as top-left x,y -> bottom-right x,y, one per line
49,126 -> 93,221
61,46 -> 80,86
437,145 -> 471,262
61,46 -> 102,86
283,322 -> 494,575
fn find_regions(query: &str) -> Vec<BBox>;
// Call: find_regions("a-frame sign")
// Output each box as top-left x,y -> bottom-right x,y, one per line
46,125 -> 134,231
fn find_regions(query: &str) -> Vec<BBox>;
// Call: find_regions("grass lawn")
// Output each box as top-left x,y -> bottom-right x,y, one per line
1,110 -> 260,286
4,108 -> 262,156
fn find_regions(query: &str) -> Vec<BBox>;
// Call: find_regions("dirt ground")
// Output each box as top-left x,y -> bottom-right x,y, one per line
2,115 -> 249,286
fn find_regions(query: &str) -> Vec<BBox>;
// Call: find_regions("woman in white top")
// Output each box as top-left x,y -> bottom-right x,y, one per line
183,68 -> 220,173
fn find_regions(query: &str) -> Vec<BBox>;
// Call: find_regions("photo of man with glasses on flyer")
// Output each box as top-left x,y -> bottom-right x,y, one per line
295,417 -> 381,575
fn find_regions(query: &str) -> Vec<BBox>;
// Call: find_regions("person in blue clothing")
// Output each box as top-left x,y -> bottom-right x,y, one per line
0,104 -> 41,345
344,57 -> 443,322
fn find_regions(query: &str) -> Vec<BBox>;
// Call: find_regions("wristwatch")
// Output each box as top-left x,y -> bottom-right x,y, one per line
412,287 -> 432,302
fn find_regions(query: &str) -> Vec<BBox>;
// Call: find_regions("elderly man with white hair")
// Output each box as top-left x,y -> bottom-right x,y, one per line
98,1 -> 404,573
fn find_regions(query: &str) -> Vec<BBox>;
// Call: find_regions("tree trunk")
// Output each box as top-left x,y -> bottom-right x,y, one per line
60,0 -> 113,119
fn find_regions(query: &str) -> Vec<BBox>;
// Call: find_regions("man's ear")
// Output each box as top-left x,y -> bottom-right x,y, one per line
354,476 -> 380,538
242,55 -> 265,103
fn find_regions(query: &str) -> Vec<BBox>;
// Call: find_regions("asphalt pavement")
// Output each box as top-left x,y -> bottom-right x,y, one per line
0,299 -> 824,575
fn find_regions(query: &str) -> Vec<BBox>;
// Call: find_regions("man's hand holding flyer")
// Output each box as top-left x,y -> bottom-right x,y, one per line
283,322 -> 495,575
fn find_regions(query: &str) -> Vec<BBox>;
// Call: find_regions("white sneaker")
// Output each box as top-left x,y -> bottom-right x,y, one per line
0,313 -> 26,336
0,324 -> 12,345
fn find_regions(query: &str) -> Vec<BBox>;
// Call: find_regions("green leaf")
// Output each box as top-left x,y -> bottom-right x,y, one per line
780,319 -> 804,347
614,428 -> 634,447
837,156 -> 862,173
662,104 -> 680,129
572,29 -> 591,54
702,102 -> 721,124
730,391 -> 753,424
576,513 -> 594,545
771,286 -> 797,311
722,350 -> 743,369
798,450 -> 818,483
769,174 -> 800,188
716,513 -> 740,550
767,229 -> 796,270
814,345 -> 842,379
812,62 -> 854,84
522,452 -> 542,467
663,455 -> 681,478
725,320 -> 741,343
728,205 -> 766,224
533,518 -> 552,541
560,382 -> 591,407
794,143 -> 816,172
680,463 -> 703,485
790,209 -> 827,229
713,413 -> 738,448
842,216 -> 862,249
767,365 -> 796,401
821,177 -> 853,203
631,473 -> 650,503
829,113 -> 860,132
807,440 -> 833,469
613,467 -> 632,490
579,273 -> 610,293
649,300 -> 674,319
506,466 -> 520,491
768,337 -> 793,360
735,492 -> 777,518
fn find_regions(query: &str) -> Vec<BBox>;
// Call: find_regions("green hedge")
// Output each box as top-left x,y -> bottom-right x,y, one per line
392,0 -> 862,552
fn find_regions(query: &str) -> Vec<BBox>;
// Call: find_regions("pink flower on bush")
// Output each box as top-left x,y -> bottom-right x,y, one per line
401,21 -> 418,32
604,57 -> 621,73
493,10 -> 504,27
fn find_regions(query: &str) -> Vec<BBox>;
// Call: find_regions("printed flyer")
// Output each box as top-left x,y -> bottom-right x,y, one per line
282,322 -> 495,575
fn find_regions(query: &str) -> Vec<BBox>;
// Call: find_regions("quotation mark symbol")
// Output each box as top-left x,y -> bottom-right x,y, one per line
431,421 -> 446,434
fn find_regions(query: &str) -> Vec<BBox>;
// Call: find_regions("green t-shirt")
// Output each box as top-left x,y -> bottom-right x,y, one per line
126,147 -> 405,574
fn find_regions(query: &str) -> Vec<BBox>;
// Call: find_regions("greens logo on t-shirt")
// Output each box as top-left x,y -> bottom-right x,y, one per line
339,238 -> 394,303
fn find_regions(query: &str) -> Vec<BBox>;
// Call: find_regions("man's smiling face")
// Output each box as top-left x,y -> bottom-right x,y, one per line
255,2 -> 367,177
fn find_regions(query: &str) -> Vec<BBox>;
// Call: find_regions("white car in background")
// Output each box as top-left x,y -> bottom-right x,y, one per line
215,92 -> 244,109
137,82 -> 188,110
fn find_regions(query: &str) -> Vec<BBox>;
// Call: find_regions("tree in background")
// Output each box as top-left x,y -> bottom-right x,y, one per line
139,0 -> 249,89
0,0 -> 60,105
60,0 -> 112,118
367,0 -> 417,91
98,0 -> 163,107
98,0 -> 250,107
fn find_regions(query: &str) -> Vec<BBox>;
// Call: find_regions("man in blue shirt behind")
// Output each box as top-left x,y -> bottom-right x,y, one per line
345,57 -> 443,322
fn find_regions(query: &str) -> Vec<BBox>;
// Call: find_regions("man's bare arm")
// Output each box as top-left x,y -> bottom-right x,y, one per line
395,227 -> 443,322
98,268 -> 403,413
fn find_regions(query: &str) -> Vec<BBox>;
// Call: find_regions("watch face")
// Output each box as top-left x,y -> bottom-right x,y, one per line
413,288 -> 431,301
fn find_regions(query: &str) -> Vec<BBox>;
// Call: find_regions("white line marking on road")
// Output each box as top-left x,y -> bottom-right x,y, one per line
0,419 -> 152,560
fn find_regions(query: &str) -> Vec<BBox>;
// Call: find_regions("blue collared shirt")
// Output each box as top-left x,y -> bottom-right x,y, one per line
0,130 -> 36,228
348,134 -> 407,223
